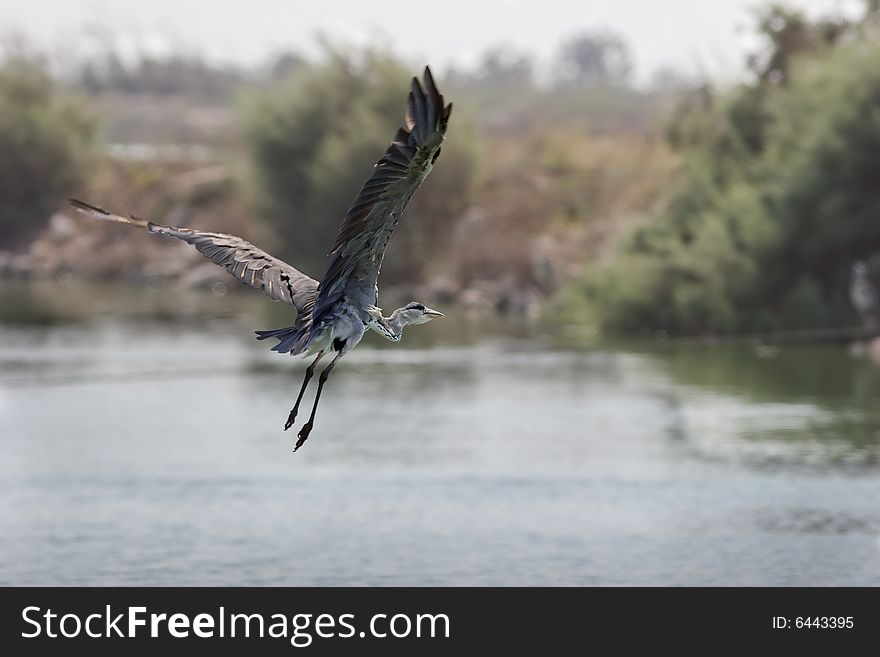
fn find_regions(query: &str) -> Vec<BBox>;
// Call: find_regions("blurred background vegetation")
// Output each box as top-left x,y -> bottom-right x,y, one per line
1,1 -> 879,337
564,2 -> 880,335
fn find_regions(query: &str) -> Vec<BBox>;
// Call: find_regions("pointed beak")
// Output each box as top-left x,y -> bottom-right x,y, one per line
425,308 -> 445,318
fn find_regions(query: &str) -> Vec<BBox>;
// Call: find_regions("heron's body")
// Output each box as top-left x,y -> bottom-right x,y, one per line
71,67 -> 451,450
306,303 -> 370,357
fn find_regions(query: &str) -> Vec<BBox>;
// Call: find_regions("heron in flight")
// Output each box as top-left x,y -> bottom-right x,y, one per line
71,67 -> 451,451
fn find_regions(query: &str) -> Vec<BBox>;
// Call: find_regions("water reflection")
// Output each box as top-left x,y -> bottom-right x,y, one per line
636,345 -> 880,468
0,281 -> 878,585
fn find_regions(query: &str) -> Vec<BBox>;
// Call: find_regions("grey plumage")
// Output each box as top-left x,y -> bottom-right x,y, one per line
70,67 -> 451,450
68,199 -> 318,313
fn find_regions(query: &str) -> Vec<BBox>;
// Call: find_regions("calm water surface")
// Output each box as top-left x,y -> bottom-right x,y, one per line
0,281 -> 878,585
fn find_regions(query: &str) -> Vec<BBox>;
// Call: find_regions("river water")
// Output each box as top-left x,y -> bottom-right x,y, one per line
0,281 -> 878,585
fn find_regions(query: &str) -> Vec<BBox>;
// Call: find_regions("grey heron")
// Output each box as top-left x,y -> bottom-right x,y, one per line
850,260 -> 880,329
70,67 -> 452,451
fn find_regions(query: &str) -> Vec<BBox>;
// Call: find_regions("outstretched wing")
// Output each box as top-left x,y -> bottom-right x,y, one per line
311,66 -> 452,320
69,199 -> 318,313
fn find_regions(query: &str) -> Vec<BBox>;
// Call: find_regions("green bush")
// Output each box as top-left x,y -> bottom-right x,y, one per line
578,9 -> 880,336
0,59 -> 95,248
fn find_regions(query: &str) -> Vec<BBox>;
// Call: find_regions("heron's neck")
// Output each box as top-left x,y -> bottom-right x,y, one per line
387,309 -> 412,340
371,308 -> 411,342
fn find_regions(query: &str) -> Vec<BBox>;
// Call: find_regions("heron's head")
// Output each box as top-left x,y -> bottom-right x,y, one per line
853,260 -> 869,277
395,301 -> 445,326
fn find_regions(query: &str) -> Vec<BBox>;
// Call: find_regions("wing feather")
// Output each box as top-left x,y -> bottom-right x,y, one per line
311,66 -> 452,320
69,199 -> 318,314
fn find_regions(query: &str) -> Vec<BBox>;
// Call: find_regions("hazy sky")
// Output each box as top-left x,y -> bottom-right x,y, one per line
1,0 -> 865,83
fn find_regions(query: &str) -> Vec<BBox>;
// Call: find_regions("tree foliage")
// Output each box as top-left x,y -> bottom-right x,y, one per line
554,30 -> 633,88
78,53 -> 243,99
577,4 -> 880,335
0,58 -> 95,248
449,46 -> 535,92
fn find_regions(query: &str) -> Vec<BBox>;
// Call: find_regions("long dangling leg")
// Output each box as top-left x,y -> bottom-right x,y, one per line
294,352 -> 343,451
284,351 -> 324,431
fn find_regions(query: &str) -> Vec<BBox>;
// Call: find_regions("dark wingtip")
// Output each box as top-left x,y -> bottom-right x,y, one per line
405,91 -> 416,131
410,75 -> 428,140
423,65 -> 442,106
69,198 -> 108,215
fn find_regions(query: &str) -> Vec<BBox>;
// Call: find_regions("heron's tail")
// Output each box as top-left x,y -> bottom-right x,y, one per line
255,326 -> 303,354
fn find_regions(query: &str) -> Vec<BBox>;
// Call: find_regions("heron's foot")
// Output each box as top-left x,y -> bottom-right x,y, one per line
293,422 -> 313,451
284,409 -> 298,432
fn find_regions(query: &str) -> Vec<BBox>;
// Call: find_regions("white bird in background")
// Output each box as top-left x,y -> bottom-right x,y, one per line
850,260 -> 880,330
